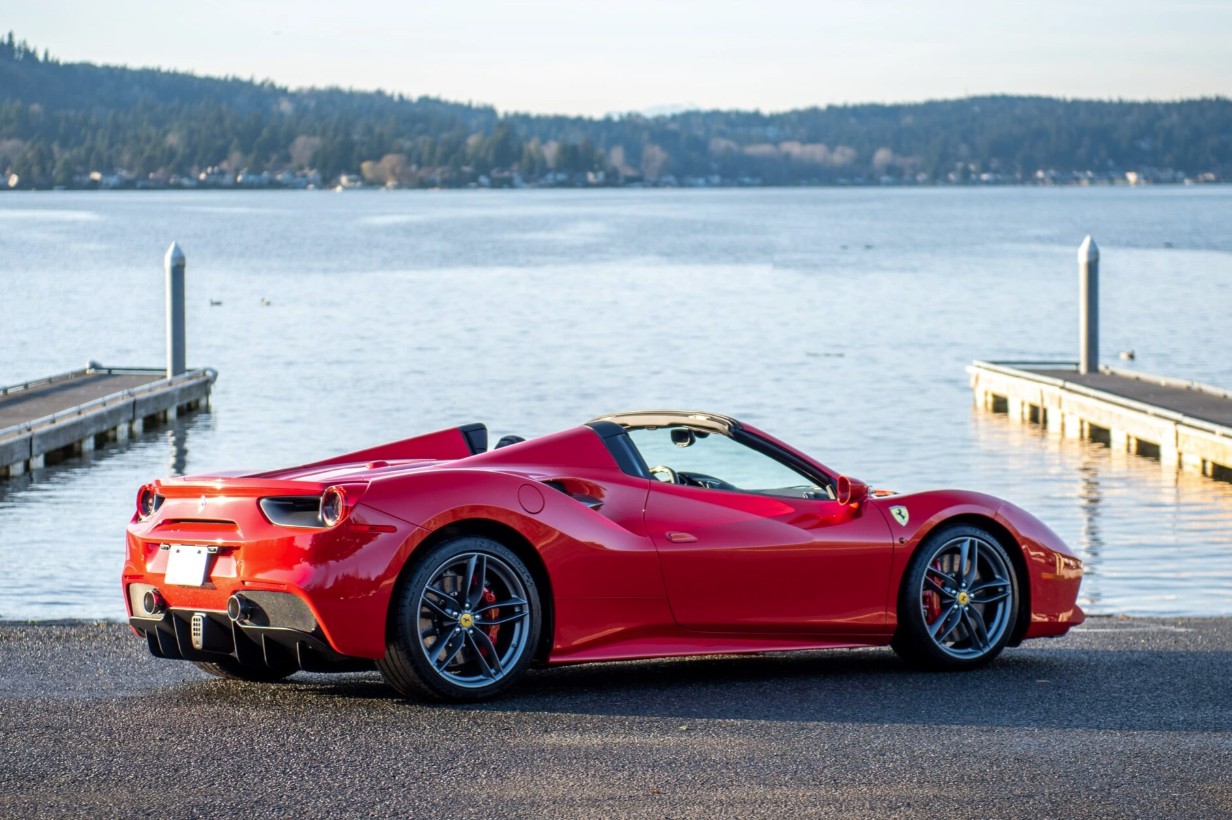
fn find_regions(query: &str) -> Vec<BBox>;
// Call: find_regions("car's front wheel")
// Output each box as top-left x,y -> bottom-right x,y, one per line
891,524 -> 1019,670
378,536 -> 541,701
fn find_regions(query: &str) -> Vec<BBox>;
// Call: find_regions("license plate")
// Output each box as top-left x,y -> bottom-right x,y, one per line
165,545 -> 212,586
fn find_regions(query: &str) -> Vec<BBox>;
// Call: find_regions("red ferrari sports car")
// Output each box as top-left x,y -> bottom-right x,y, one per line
123,410 -> 1084,701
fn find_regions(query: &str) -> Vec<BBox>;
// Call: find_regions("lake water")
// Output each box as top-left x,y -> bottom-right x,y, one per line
1,186 -> 1230,620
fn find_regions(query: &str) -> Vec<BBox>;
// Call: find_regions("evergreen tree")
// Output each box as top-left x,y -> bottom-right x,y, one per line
0,31 -> 1228,189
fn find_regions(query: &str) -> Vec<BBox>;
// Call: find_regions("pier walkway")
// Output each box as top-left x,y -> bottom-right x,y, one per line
969,361 -> 1232,480
0,365 -> 215,478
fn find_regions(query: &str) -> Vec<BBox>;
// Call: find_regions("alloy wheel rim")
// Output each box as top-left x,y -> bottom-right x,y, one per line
416,551 -> 531,688
918,536 -> 1013,659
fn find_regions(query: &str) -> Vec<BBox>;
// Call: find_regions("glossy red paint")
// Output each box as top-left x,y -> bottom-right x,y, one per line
994,500 -> 1086,637
123,411 -> 1084,679
644,483 -> 895,635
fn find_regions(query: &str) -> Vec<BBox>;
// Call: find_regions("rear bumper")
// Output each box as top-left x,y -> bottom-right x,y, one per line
123,506 -> 425,659
128,587 -> 372,672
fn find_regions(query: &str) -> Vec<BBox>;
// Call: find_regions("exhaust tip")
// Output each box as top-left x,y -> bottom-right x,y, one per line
226,594 -> 252,623
141,588 -> 166,617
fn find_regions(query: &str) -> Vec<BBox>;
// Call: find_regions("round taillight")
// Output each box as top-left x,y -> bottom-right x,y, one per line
320,487 -> 346,527
136,486 -> 159,520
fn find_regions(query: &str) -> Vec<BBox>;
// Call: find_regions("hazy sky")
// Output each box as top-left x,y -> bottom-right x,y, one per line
6,1 -> 1231,116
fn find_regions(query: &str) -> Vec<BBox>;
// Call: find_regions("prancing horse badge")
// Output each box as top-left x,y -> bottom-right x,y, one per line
889,506 -> 909,526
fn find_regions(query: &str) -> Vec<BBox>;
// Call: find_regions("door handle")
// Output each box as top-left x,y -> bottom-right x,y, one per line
665,531 -> 698,543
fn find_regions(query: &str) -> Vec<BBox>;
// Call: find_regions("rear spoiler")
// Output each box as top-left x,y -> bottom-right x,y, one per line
268,423 -> 489,473
153,476 -> 328,497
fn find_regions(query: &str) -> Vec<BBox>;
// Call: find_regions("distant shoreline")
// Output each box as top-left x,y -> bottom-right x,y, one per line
6,37 -> 1229,195
3,178 -> 1226,194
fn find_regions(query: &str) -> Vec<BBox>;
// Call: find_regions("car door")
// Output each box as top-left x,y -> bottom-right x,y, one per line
631,426 -> 896,636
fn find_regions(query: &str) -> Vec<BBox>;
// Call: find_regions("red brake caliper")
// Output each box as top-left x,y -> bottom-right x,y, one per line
482,588 -> 499,647
924,561 -> 943,621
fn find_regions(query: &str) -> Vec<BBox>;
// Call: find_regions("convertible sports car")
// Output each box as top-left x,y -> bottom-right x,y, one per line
123,410 -> 1084,701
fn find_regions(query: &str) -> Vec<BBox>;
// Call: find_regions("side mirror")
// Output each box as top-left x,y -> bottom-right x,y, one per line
836,475 -> 869,507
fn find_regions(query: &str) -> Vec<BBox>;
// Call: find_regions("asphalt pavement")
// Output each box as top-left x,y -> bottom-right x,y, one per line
0,617 -> 1229,818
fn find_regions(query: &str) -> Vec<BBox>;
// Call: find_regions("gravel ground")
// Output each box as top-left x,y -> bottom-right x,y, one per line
1,617 -> 1229,819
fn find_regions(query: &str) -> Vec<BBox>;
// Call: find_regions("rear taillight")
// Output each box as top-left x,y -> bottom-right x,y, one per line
320,487 -> 347,527
256,484 -> 368,529
136,485 -> 164,521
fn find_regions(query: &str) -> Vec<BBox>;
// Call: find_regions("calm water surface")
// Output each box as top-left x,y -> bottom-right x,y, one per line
1,187 -> 1230,619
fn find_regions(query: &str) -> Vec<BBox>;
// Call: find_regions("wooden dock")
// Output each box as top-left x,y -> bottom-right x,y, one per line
969,361 -> 1232,481
0,365 -> 216,478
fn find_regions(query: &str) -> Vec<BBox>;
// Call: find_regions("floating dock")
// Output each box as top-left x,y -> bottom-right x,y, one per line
0,365 -> 216,478
969,361 -> 1232,481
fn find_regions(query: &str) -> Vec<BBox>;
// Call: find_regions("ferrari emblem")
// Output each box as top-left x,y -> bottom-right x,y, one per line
197,495 -> 207,513
458,613 -> 474,629
890,506 -> 909,526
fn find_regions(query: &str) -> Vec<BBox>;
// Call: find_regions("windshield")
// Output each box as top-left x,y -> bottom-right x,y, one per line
626,425 -> 830,499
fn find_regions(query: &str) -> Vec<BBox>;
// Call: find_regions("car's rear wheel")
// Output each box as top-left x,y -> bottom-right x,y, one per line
193,658 -> 296,682
378,536 -> 540,702
891,524 -> 1018,670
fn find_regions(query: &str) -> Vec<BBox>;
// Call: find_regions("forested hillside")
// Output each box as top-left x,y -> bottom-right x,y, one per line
2,33 -> 1229,189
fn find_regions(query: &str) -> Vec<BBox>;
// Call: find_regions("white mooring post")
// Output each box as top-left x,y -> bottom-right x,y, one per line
1078,235 -> 1099,375
165,242 -> 187,378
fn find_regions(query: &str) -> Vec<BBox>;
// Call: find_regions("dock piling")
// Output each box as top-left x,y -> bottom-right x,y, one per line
165,242 -> 186,378
1079,235 -> 1099,375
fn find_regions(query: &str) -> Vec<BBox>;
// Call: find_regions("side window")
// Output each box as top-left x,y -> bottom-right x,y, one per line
627,426 -> 829,499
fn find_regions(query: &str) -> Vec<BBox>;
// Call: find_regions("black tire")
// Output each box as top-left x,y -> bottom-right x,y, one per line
891,524 -> 1019,670
377,535 -> 541,702
193,658 -> 295,682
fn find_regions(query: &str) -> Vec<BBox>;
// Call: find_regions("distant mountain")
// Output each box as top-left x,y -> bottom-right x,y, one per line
2,32 -> 1229,190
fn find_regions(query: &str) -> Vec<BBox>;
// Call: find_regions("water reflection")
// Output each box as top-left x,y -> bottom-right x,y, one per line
167,423 -> 189,475
1078,458 -> 1104,560
0,413 -> 211,621
969,407 -> 1232,616
1076,456 -> 1105,613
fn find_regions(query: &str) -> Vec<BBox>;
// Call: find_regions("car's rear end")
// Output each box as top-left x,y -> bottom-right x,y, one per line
123,473 -> 418,676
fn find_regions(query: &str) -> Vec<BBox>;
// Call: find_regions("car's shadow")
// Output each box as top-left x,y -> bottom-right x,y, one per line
236,642 -> 1230,734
